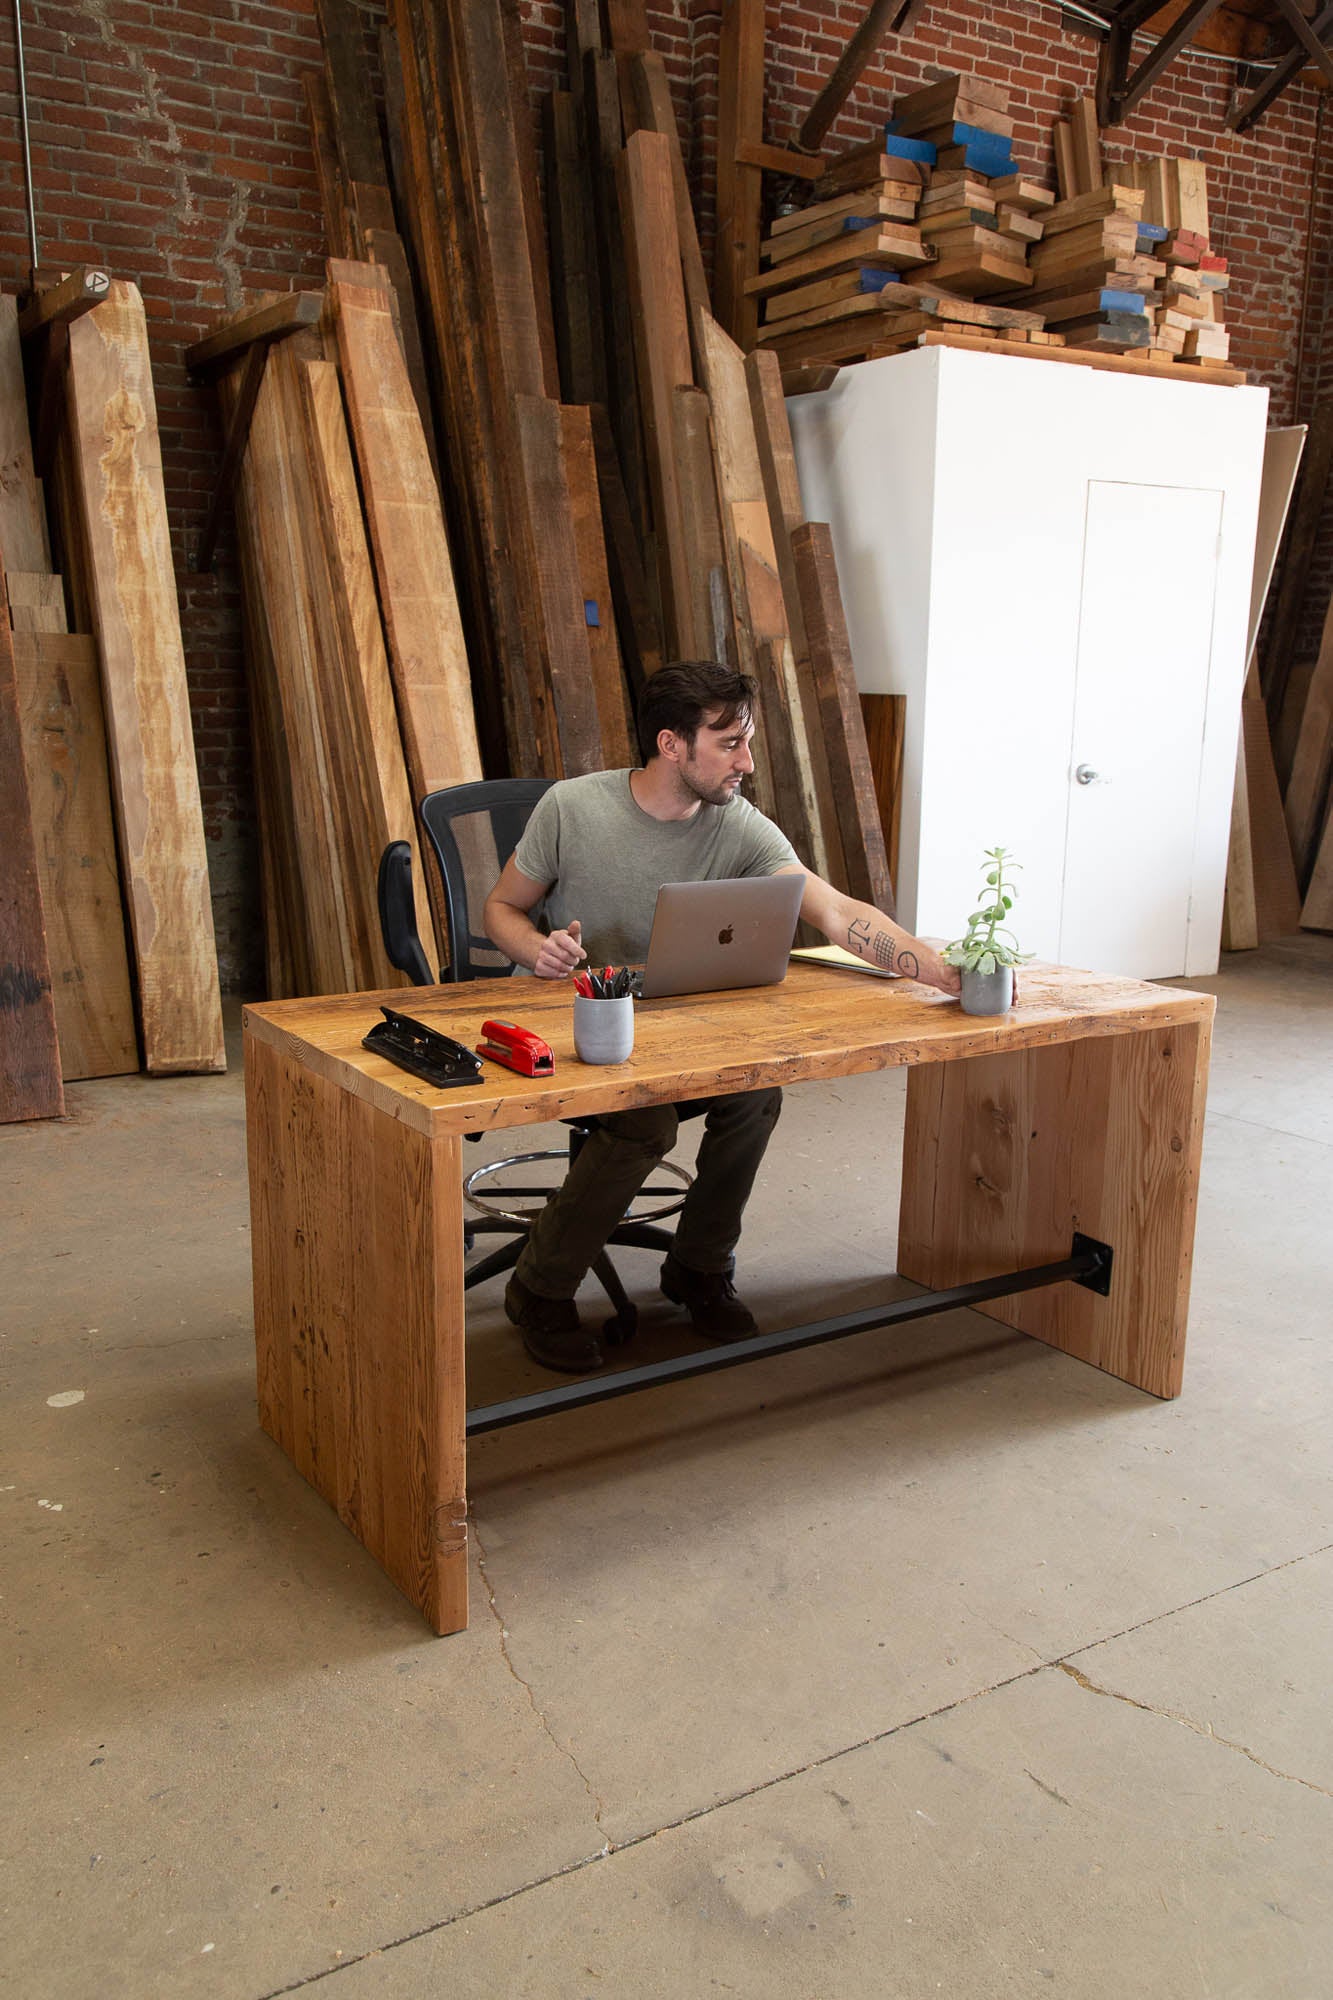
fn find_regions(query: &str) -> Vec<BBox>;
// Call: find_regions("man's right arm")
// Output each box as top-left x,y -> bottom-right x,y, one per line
483,857 -> 587,979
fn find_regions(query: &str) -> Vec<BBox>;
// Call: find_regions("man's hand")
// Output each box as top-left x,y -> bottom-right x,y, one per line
532,917 -> 587,980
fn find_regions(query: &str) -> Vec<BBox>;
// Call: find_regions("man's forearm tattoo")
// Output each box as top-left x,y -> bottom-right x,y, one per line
848,916 -> 919,980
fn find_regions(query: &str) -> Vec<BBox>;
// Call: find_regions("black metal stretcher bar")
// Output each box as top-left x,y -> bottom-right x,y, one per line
466,1234 -> 1114,1436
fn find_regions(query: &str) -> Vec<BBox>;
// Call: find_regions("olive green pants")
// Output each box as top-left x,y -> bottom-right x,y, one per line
515,1088 -> 783,1300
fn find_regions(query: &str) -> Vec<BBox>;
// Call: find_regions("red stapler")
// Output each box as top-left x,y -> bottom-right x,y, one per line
476,1019 -> 555,1078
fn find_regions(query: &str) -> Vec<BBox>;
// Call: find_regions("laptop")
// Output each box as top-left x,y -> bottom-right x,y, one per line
637,874 -> 806,1000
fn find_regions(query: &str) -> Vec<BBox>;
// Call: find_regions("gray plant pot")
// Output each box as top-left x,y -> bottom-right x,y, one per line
573,993 -> 635,1064
960,964 -> 1014,1017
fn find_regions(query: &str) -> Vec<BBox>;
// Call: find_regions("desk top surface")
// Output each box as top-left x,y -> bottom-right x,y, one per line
242,960 -> 1214,1140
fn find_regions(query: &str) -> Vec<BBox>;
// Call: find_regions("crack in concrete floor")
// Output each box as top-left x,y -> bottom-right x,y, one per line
470,1518 -> 611,1846
1055,1659 -> 1333,1801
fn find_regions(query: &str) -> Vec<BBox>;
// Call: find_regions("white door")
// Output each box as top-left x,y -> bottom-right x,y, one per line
1058,480 -> 1223,978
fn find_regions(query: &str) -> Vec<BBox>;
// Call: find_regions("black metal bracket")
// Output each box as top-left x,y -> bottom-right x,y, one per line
467,1234 -> 1116,1436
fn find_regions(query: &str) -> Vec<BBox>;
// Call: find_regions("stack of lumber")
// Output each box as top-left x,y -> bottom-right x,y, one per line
891,74 -> 1032,296
190,268 -> 482,998
1,276 -> 224,1121
753,73 -> 1051,372
283,0 -> 900,920
1015,184 -> 1157,352
1109,156 -> 1231,370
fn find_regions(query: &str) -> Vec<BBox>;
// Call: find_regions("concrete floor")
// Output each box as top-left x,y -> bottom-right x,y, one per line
3,938 -> 1331,1999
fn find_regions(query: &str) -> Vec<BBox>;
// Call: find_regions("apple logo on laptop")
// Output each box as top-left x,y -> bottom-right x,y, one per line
718,925 -> 734,945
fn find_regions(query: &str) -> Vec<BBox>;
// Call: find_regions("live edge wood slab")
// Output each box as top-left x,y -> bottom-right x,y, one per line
244,960 -> 1214,1634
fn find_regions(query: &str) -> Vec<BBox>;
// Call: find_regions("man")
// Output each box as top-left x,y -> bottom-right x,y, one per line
483,661 -> 960,1375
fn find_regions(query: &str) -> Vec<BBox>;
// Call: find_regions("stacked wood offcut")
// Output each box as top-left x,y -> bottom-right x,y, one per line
265,0 -> 902,928
1,275 -> 224,1123
1110,156 -> 1231,369
1017,184 -> 1158,352
754,72 -> 1055,374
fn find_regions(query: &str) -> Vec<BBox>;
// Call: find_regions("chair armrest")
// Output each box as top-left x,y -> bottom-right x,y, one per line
377,841 -> 436,986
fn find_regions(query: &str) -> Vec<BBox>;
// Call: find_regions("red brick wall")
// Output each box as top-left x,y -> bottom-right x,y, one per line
1,0 -> 1328,988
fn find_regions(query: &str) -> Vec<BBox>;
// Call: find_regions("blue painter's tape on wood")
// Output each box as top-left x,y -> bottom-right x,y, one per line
859,269 -> 901,291
1100,289 -> 1150,314
1136,222 -> 1169,242
880,130 -> 937,163
584,600 -> 600,627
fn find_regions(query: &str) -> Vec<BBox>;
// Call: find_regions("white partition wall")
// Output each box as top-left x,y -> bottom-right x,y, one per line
788,346 -> 1269,978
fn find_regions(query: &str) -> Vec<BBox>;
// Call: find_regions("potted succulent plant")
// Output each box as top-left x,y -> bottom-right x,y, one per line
943,846 -> 1032,1017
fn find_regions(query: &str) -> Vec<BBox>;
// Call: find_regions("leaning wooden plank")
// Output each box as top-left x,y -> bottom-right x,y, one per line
1242,697 -> 1302,938
715,0 -> 766,349
441,0 -> 559,402
298,356 -> 436,977
672,385 -> 735,671
222,335 -> 359,996
587,50 -> 650,543
0,294 -> 50,570
65,282 -> 224,1073
390,0 -> 537,773
631,52 -> 710,332
544,89 -> 608,407
790,521 -> 894,912
330,263 -> 483,801
0,565 -> 64,1120
511,394 -> 605,777
559,403 -> 635,769
620,129 -> 703,659
1221,727 -> 1258,953
859,690 -> 905,897
696,310 -> 824,865
12,630 -> 138,1077
1070,96 -> 1102,197
745,345 -> 846,888
1282,618 -> 1333,880
1300,799 -> 1333,931
589,403 -> 664,696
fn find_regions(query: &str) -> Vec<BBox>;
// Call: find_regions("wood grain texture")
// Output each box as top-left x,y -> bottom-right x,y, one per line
696,310 -> 824,858
65,282 -> 224,1074
1221,726 -> 1258,952
631,52 -> 710,333
1241,697 -> 1303,937
246,1035 -> 468,1634
6,571 -> 67,632
226,337 -> 359,996
897,1012 -> 1212,1400
621,129 -> 699,659
746,345 -> 845,888
243,959 -> 1214,1143
12,631 -> 137,1079
1282,604 -> 1333,880
0,294 -> 50,571
589,401 -> 664,696
1300,799 -> 1333,930
511,393 -> 604,777
559,403 -> 635,768
544,89 -> 608,408
715,0 -> 765,349
0,563 -> 64,1120
331,264 -> 483,799
245,958 -> 1215,1627
791,521 -> 894,912
298,357 -> 437,976
859,689 -> 905,897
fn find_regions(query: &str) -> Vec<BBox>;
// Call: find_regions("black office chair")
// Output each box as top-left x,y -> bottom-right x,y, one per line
377,779 -> 692,1341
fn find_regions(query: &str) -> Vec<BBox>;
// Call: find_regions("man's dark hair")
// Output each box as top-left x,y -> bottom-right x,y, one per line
636,660 -> 758,764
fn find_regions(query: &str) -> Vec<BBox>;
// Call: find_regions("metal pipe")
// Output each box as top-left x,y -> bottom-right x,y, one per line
11,0 -> 40,276
466,1239 -> 1113,1435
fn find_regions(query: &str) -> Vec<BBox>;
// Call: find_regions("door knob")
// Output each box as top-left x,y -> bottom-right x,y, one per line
1075,764 -> 1100,786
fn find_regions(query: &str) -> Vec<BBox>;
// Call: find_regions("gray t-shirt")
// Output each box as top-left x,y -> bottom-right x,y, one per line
512,770 -> 800,965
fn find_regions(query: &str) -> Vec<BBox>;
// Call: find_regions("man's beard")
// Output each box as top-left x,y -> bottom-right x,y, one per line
678,762 -> 741,808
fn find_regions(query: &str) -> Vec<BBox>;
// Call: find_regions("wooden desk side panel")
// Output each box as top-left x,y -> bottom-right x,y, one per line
245,1037 -> 468,1633
898,1017 -> 1212,1399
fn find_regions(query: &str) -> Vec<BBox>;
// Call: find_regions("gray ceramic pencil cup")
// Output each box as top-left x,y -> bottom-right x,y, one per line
573,993 -> 635,1064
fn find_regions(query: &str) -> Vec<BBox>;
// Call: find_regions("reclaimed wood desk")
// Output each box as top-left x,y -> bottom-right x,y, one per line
243,962 -> 1214,1634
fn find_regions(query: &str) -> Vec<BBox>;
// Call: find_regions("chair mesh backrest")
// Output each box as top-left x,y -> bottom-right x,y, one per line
419,780 -> 553,982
